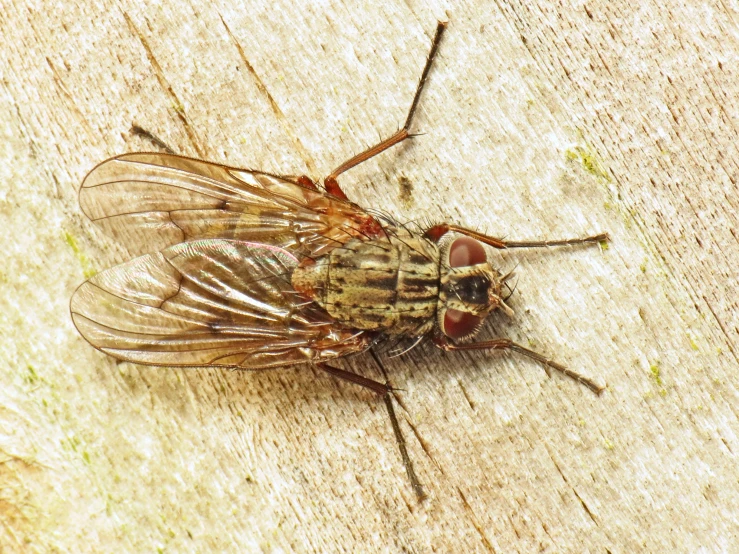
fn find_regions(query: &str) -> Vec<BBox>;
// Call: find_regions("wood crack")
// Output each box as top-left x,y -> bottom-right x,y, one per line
123,12 -> 205,158
220,14 -> 318,177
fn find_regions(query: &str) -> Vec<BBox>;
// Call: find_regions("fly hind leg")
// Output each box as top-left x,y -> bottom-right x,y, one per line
316,362 -> 392,395
299,22 -> 447,201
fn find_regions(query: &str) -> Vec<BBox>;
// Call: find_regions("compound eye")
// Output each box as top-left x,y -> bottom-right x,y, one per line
442,308 -> 482,340
448,237 -> 486,267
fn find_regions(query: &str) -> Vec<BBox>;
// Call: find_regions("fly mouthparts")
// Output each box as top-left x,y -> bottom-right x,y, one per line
499,298 -> 515,317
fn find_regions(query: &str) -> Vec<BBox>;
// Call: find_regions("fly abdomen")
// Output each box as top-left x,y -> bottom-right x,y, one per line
292,233 -> 440,336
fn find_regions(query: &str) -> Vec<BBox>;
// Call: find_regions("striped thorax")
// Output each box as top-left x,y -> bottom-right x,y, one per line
292,232 -> 440,336
292,231 -> 514,341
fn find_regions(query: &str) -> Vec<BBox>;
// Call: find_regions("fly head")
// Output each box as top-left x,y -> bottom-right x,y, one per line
437,236 -> 515,341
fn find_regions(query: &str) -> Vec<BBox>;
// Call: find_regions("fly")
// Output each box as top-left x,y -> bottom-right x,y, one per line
71,21 -> 608,500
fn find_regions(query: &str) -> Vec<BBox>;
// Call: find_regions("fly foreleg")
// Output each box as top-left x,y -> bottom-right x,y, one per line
433,335 -> 605,395
424,224 -> 609,249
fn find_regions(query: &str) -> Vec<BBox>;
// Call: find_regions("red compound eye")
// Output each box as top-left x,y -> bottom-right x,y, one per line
442,308 -> 482,339
448,237 -> 486,267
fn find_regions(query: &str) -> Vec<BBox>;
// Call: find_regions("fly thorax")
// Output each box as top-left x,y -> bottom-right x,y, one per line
436,236 -> 514,342
292,234 -> 440,336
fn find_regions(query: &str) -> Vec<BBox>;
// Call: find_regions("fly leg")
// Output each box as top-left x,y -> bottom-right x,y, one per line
316,362 -> 392,395
319,360 -> 426,501
424,224 -> 609,248
130,125 -> 175,154
302,21 -> 447,201
433,335 -> 605,394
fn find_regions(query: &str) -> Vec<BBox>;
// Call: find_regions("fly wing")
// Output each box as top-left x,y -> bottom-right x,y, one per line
79,152 -> 385,258
70,239 -> 374,368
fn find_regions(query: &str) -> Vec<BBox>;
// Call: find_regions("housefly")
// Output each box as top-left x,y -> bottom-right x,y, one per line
71,21 -> 607,396
71,21 -> 607,497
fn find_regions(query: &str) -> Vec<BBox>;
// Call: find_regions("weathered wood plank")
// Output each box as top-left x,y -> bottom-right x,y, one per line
1,0 -> 736,551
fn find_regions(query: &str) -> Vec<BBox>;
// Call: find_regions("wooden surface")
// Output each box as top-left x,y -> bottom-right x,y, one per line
2,0 -> 737,552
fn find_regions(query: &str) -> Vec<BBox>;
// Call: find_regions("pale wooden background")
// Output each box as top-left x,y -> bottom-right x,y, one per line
1,0 -> 737,552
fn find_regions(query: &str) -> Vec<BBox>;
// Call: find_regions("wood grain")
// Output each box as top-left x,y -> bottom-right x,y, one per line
1,0 -> 737,551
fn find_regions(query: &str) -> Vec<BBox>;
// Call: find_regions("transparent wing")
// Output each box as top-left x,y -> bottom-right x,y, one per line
79,152 -> 385,258
70,239 -> 374,368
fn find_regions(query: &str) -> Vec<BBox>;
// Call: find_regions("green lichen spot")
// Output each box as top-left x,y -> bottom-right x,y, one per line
26,364 -> 39,384
650,363 -> 662,386
64,231 -> 81,253
62,435 -> 81,452
565,144 -> 611,181
63,231 -> 96,278
688,335 -> 699,351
